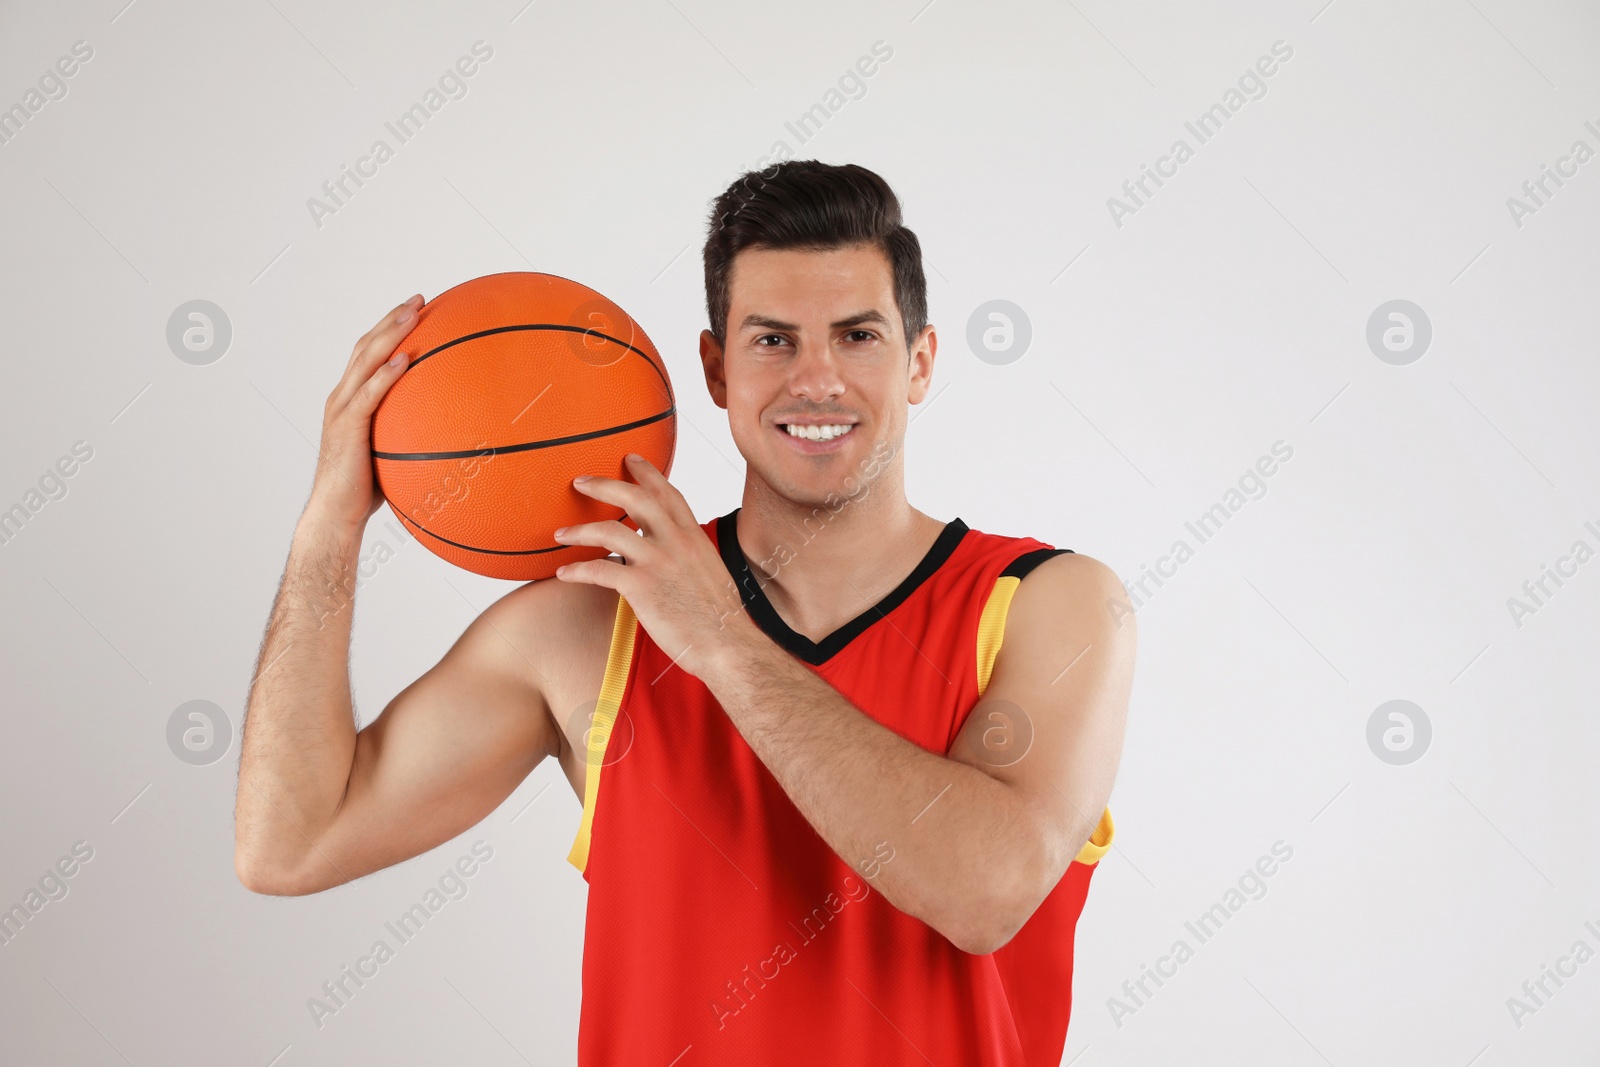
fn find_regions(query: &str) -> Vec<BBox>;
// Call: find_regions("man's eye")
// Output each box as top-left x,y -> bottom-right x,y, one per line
846,330 -> 876,342
756,334 -> 788,347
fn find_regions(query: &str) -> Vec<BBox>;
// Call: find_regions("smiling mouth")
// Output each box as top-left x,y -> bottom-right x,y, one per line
777,422 -> 857,442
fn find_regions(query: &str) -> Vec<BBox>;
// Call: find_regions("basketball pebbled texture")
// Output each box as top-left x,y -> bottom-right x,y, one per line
371,271 -> 676,581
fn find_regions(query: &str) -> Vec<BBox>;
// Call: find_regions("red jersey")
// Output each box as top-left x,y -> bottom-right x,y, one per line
566,506 -> 1114,1065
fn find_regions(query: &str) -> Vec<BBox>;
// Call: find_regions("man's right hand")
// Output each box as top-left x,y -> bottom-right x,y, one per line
304,293 -> 425,535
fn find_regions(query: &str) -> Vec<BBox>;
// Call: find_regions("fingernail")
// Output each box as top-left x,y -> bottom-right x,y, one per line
573,475 -> 592,483
388,352 -> 406,368
408,293 -> 424,305
397,306 -> 414,324
553,527 -> 568,537
626,453 -> 643,462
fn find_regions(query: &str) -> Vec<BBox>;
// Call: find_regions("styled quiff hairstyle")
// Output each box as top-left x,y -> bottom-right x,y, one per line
702,160 -> 928,351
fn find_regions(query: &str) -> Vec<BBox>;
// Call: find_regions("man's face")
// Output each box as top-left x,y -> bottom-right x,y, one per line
698,242 -> 935,508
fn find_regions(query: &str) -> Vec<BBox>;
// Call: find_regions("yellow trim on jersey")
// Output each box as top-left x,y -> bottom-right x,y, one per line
566,594 -> 638,874
975,575 -> 1021,696
1076,806 -> 1115,865
976,572 -> 1115,868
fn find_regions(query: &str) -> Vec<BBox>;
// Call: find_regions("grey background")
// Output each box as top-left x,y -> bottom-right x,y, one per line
2,0 -> 1597,1063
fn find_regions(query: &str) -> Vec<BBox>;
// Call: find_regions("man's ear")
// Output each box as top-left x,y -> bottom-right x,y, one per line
907,324 -> 936,405
699,328 -> 729,410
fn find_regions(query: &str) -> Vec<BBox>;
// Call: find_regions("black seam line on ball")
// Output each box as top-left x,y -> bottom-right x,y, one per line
398,510 -> 575,556
372,405 -> 675,461
406,323 -> 674,396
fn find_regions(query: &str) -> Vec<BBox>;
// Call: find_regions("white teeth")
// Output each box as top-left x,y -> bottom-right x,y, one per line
784,423 -> 854,441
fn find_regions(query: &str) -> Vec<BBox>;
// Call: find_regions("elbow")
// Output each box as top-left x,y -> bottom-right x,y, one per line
937,882 -> 1040,957
944,926 -> 1010,958
938,853 -> 1060,956
235,849 -> 310,897
942,910 -> 1028,957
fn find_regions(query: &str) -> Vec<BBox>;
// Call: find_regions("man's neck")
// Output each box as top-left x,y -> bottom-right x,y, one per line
731,483 -> 947,645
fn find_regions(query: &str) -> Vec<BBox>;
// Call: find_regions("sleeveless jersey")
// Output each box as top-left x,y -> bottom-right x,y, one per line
566,507 -> 1115,1065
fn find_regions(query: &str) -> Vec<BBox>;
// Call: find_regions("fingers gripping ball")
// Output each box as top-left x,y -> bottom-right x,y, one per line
371,272 -> 677,580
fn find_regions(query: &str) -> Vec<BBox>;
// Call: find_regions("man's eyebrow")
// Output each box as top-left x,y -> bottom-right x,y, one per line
740,309 -> 893,333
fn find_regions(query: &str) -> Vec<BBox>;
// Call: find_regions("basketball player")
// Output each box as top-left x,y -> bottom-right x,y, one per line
235,160 -> 1135,1065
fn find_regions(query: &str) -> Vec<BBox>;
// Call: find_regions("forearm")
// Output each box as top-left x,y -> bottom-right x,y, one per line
702,632 -> 1053,951
234,507 -> 365,883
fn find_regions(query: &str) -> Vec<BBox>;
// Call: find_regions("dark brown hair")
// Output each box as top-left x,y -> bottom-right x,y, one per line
702,160 -> 927,351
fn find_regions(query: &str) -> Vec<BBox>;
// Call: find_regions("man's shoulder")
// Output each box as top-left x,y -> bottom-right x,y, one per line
484,575 -> 622,690
1004,549 -> 1130,637
952,522 -> 1124,623
955,522 -> 1085,580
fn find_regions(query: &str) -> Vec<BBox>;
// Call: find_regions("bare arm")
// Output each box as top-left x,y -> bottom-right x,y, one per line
234,295 -> 558,895
699,553 -> 1134,954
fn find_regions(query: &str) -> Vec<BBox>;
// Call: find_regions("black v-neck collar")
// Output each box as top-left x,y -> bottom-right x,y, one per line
715,507 -> 970,666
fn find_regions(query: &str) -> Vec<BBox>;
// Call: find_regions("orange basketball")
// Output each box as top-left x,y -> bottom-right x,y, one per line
371,271 -> 676,580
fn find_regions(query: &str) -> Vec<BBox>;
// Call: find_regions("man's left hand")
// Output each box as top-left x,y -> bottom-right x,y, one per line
552,453 -> 757,679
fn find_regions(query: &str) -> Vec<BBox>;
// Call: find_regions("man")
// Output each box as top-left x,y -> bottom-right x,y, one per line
235,160 -> 1134,1065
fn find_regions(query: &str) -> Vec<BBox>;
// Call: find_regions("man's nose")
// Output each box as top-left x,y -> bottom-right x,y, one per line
789,340 -> 846,403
